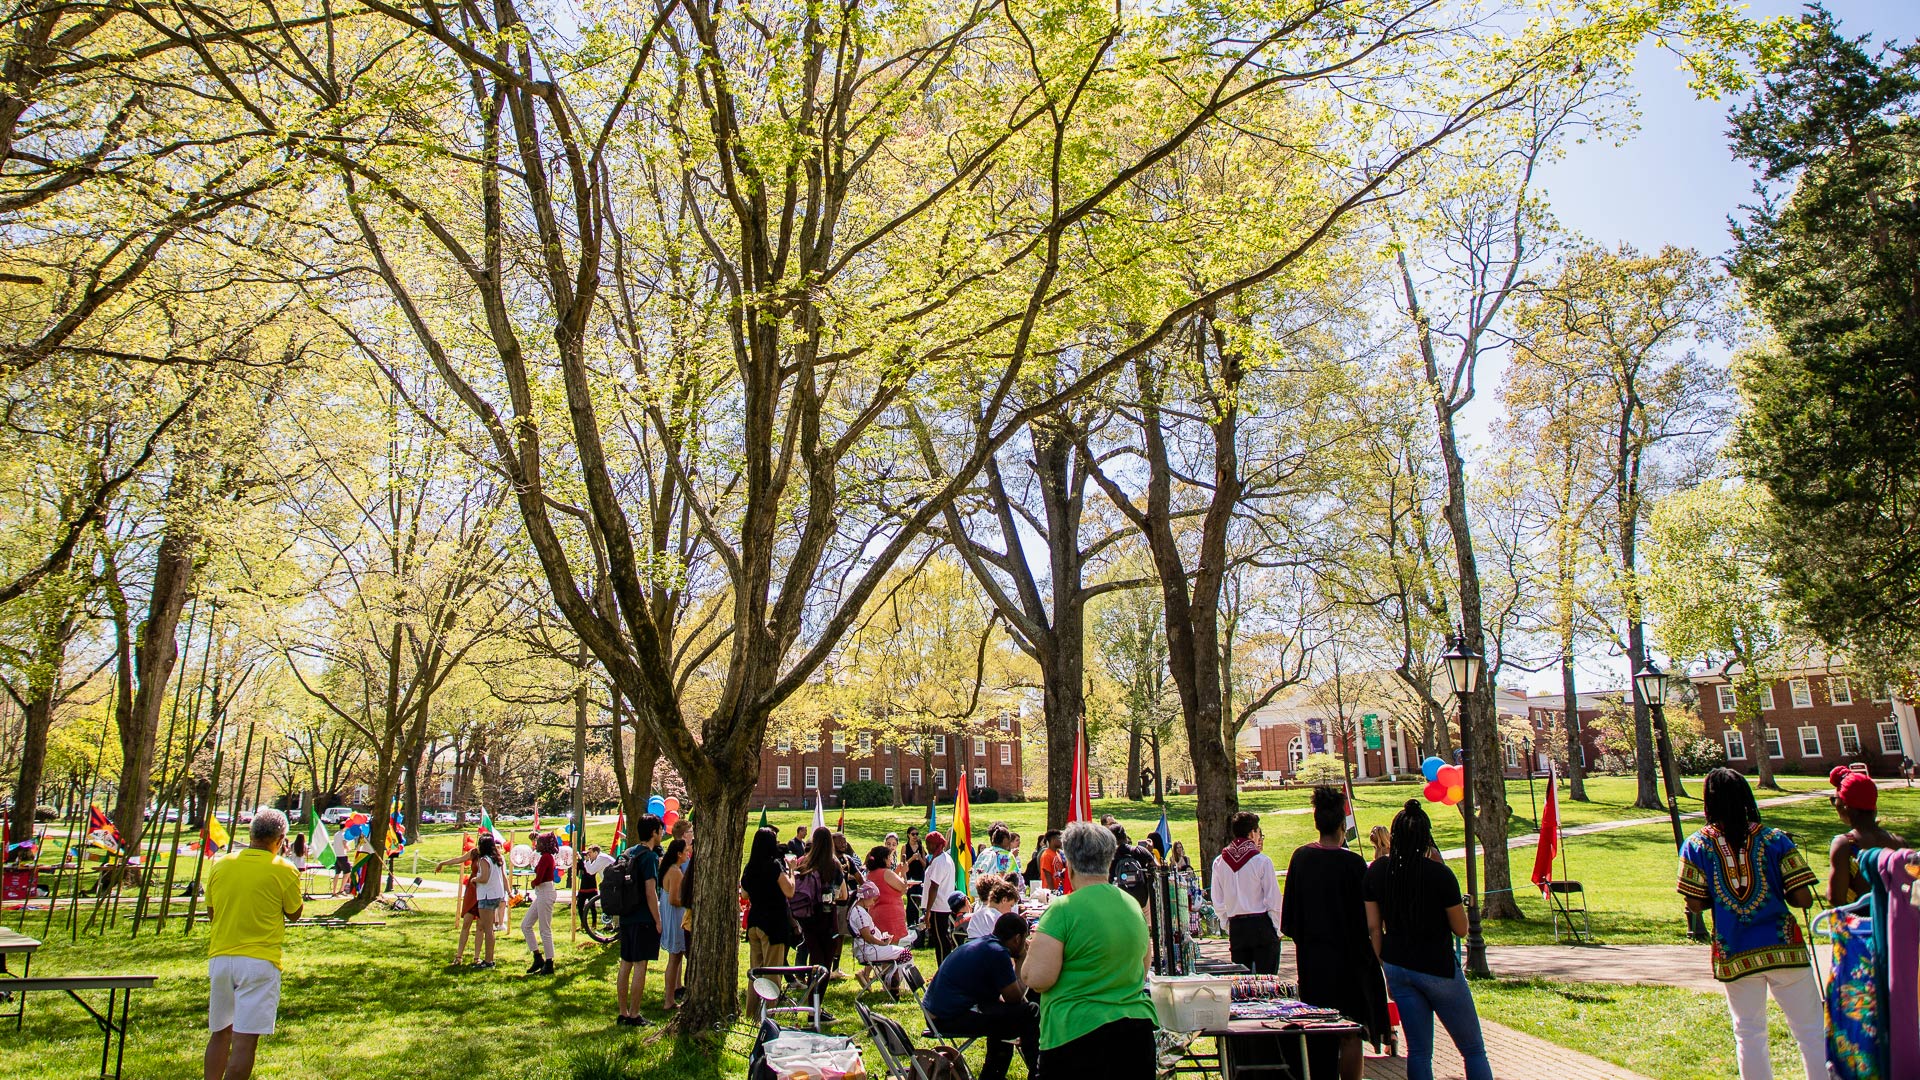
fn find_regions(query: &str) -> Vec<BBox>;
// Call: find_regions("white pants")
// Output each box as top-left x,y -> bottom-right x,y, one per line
1723,965 -> 1825,1080
521,881 -> 555,958
208,956 -> 282,1035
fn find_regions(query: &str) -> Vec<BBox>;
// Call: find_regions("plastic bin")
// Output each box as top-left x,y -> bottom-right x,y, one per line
1149,974 -> 1232,1031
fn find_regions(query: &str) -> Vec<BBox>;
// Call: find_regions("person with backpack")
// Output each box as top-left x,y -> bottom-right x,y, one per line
1105,825 -> 1154,909
608,814 -> 664,1026
1209,811 -> 1284,975
792,827 -> 848,979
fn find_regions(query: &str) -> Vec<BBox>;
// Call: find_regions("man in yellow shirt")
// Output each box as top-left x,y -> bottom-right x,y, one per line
204,807 -> 303,1080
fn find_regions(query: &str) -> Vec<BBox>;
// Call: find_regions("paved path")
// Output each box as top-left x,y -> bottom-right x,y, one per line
1362,1018 -> 1654,1080
1435,791 -> 1822,861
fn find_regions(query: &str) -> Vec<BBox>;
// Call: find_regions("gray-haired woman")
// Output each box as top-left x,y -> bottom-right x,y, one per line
1021,821 -> 1158,1079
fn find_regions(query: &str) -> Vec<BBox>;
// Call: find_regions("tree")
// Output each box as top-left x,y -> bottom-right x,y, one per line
1091,572 -> 1179,802
1727,7 -> 1920,674
1646,480 -> 1795,790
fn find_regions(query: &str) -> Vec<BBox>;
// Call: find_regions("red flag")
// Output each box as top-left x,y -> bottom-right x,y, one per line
835,805 -> 845,832
1069,718 -> 1092,823
1531,761 -> 1561,892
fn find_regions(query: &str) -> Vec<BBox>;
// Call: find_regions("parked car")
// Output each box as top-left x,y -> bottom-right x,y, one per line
416,811 -> 438,825
320,806 -> 356,825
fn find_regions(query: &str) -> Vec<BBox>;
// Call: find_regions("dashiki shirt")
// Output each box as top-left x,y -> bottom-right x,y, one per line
1677,823 -> 1820,982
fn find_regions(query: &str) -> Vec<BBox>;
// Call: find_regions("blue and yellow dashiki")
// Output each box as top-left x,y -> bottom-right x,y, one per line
1677,823 -> 1820,982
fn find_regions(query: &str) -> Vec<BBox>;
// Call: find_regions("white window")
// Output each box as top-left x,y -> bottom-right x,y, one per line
974,737 -> 986,756
1716,685 -> 1737,713
1790,678 -> 1813,708
804,765 -> 819,790
1504,740 -> 1519,768
1000,715 -> 1012,731
909,768 -> 922,787
884,768 -> 895,786
1758,684 -> 1776,710
777,766 -> 792,789
1723,729 -> 1747,760
1000,745 -> 1012,765
1288,736 -> 1306,772
777,734 -> 793,753
858,732 -> 872,754
1798,726 -> 1822,757
1879,722 -> 1904,755
1839,724 -> 1862,757
1830,677 -> 1853,706
934,735 -> 947,755
934,768 -> 947,790
832,766 -> 845,788
1765,728 -> 1784,759
858,767 -> 871,782
908,735 -> 923,754
831,731 -> 846,753
973,768 -> 987,789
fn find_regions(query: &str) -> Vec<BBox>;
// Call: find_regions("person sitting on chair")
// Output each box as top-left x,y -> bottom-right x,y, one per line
922,911 -> 1041,1080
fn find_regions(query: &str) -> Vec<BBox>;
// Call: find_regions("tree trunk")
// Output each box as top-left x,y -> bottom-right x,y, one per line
1740,678 -> 1780,791
1559,652 -> 1588,801
1040,645 -> 1086,831
681,767 -> 755,1032
110,517 -> 197,856
1125,717 -> 1144,801
8,684 -> 57,842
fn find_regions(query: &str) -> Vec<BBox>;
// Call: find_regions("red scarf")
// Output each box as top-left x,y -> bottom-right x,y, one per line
1220,838 -> 1261,873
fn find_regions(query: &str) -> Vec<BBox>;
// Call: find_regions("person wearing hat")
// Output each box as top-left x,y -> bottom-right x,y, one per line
1827,766 -> 1906,906
920,832 -> 959,963
848,880 -> 916,995
922,911 -> 1041,1080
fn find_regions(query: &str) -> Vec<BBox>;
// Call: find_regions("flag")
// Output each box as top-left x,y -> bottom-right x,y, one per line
926,798 -> 938,840
479,806 -> 505,844
1342,770 -> 1360,844
951,784 -> 973,881
1531,761 -> 1561,892
308,807 -> 336,869
812,791 -> 825,833
757,805 -> 770,831
387,796 -> 407,856
1068,719 -> 1092,822
86,804 -> 123,855
835,805 -> 844,833
1152,809 -> 1172,861
204,813 -> 231,850
610,810 -> 626,856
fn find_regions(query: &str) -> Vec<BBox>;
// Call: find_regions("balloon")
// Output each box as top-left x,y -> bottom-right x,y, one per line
1421,756 -> 1446,782
1436,764 -> 1463,788
663,797 -> 681,814
1423,780 -> 1449,803
1444,784 -> 1465,805
663,809 -> 679,830
646,795 -> 666,816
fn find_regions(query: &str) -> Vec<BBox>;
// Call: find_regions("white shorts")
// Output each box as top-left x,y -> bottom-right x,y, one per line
209,955 -> 282,1035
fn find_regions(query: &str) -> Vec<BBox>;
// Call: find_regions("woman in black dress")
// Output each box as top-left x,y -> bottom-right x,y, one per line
1281,786 -> 1389,1080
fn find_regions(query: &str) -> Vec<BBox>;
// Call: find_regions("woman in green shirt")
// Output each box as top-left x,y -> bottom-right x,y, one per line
1022,821 -> 1158,1079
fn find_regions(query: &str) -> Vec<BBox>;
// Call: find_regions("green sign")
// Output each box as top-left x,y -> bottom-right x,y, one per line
1362,713 -> 1382,751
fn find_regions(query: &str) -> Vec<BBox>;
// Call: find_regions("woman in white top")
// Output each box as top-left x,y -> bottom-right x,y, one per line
461,835 -> 508,968
849,881 -> 915,996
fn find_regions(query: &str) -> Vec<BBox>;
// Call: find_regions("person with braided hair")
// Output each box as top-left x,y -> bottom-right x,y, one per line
1362,800 -> 1490,1080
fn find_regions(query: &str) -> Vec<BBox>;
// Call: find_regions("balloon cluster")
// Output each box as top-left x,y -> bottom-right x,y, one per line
1420,756 -> 1464,806
647,794 -> 683,831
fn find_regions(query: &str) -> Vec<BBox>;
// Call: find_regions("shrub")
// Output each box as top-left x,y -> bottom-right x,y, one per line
1594,753 -> 1635,776
1295,753 -> 1347,784
35,805 -> 58,822
837,780 -> 893,809
970,786 -> 1000,804
1676,737 -> 1728,775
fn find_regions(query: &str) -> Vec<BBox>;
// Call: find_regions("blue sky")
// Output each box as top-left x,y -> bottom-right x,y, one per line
1504,0 -> 1916,692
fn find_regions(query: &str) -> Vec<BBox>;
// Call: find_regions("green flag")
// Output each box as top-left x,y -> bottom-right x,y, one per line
479,806 -> 504,843
757,805 -> 770,831
309,806 -> 336,869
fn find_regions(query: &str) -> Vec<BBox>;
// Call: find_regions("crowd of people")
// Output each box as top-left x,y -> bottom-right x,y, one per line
190,762 -> 1907,1080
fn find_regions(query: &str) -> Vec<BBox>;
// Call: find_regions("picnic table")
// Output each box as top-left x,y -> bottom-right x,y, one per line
1173,1011 -> 1366,1080
5,973 -> 156,1080
0,925 -> 39,1029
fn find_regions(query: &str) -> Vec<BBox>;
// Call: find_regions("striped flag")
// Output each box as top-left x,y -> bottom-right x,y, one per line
951,783 -> 973,881
479,806 -> 504,844
1069,718 -> 1092,823
204,813 -> 231,850
308,807 -> 335,868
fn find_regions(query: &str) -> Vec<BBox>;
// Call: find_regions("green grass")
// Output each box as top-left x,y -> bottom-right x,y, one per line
1478,979 -> 1821,1080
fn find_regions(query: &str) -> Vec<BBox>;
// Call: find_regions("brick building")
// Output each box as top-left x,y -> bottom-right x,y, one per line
751,711 -> 1028,809
1688,665 -> 1918,779
1517,690 -> 1615,773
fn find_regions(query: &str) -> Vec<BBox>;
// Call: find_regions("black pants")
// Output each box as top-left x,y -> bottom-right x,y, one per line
1038,1017 -> 1153,1080
800,913 -> 838,974
927,912 -> 957,963
934,1001 -> 1040,1080
1228,914 -> 1281,975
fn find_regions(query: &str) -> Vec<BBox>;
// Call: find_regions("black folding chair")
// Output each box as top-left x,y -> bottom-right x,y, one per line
1545,880 -> 1589,943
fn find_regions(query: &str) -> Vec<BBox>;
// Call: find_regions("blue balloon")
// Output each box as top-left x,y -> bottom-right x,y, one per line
1420,756 -> 1446,783
646,795 -> 667,815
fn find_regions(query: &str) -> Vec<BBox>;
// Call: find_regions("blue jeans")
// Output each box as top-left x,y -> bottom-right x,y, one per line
1382,961 -> 1493,1080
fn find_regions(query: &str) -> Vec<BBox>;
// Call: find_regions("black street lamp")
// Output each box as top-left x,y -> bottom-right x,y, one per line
1441,632 -> 1491,978
1635,658 -> 1709,941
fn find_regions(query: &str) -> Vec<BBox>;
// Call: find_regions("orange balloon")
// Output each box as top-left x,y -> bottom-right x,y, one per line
664,797 -> 681,813
1445,785 -> 1465,805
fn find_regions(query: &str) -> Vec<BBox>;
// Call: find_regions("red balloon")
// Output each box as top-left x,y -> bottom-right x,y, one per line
1437,764 -> 1463,787
662,809 -> 680,830
1423,779 -> 1449,803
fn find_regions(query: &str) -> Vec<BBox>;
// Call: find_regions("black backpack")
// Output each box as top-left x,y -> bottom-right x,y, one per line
600,849 -> 647,918
1110,845 -> 1150,900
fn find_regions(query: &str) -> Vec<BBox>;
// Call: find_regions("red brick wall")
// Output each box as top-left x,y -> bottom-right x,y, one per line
751,713 -> 1026,809
1694,672 -> 1907,778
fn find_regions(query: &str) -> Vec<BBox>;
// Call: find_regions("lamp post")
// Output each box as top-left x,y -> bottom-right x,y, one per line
1635,658 -> 1708,942
1441,632 -> 1491,978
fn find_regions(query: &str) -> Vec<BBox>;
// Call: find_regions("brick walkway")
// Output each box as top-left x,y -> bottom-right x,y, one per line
1361,1018 -> 1654,1079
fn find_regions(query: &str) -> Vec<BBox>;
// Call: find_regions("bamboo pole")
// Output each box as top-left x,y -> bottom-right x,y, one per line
58,709 -> 111,940
149,609 -> 216,935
